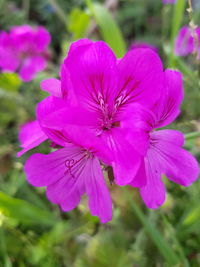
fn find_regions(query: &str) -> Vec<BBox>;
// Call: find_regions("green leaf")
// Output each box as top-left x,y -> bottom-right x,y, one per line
168,0 -> 186,67
184,131 -> 200,140
182,205 -> 200,227
85,1 -> 126,57
122,188 -> 180,266
68,8 -> 90,39
0,192 -> 56,226
0,73 -> 22,92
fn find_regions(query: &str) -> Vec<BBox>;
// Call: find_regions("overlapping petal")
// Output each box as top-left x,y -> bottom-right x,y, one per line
140,151 -> 166,209
153,69 -> 183,128
63,40 -> 118,113
151,130 -> 199,186
36,95 -> 70,147
116,48 -> 164,110
17,120 -> 48,157
102,128 -> 142,186
40,78 -> 62,97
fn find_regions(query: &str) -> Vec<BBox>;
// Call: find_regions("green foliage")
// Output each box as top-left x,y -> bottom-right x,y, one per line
0,73 -> 22,92
0,191 -> 56,225
68,8 -> 90,39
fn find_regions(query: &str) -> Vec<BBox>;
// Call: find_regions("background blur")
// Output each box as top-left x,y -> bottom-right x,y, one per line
0,0 -> 200,266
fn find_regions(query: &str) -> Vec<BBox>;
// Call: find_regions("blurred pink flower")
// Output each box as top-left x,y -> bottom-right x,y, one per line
129,70 -> 199,209
163,0 -> 176,4
175,26 -> 200,58
0,25 -> 51,82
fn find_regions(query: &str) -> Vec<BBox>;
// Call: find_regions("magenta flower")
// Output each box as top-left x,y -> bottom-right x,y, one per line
0,25 -> 51,82
175,26 -> 200,58
163,0 -> 176,4
175,26 -> 195,56
40,39 -> 164,186
129,70 -> 199,209
18,39 -> 199,221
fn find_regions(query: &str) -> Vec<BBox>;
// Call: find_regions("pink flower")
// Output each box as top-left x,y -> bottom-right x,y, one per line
130,42 -> 157,53
18,39 -> 164,221
41,39 -> 164,186
18,39 -> 199,219
129,70 -> 199,209
175,26 -> 200,58
0,25 -> 51,82
163,0 -> 176,4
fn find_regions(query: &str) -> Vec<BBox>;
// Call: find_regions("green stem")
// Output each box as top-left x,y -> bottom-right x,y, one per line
169,0 -> 186,67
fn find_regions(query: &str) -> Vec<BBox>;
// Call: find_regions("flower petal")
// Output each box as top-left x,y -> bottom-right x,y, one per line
152,129 -> 184,146
116,48 -> 164,110
85,156 -> 112,223
0,32 -> 20,71
41,106 -> 99,130
24,145 -> 85,187
40,78 -> 62,97
175,26 -> 194,56
34,26 -> 51,52
63,40 -> 118,113
25,146 -> 112,223
17,120 -> 48,157
103,128 -> 142,186
61,40 -> 93,100
67,39 -> 92,56
153,69 -> 183,128
140,149 -> 166,209
151,131 -> 199,186
19,56 -> 47,82
129,159 -> 147,187
36,96 -> 70,146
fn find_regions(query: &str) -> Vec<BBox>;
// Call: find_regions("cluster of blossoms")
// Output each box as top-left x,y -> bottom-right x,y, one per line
18,39 -> 199,223
0,25 -> 51,82
175,26 -> 200,58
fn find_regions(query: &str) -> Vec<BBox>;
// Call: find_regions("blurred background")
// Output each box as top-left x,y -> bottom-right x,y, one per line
0,0 -> 200,266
